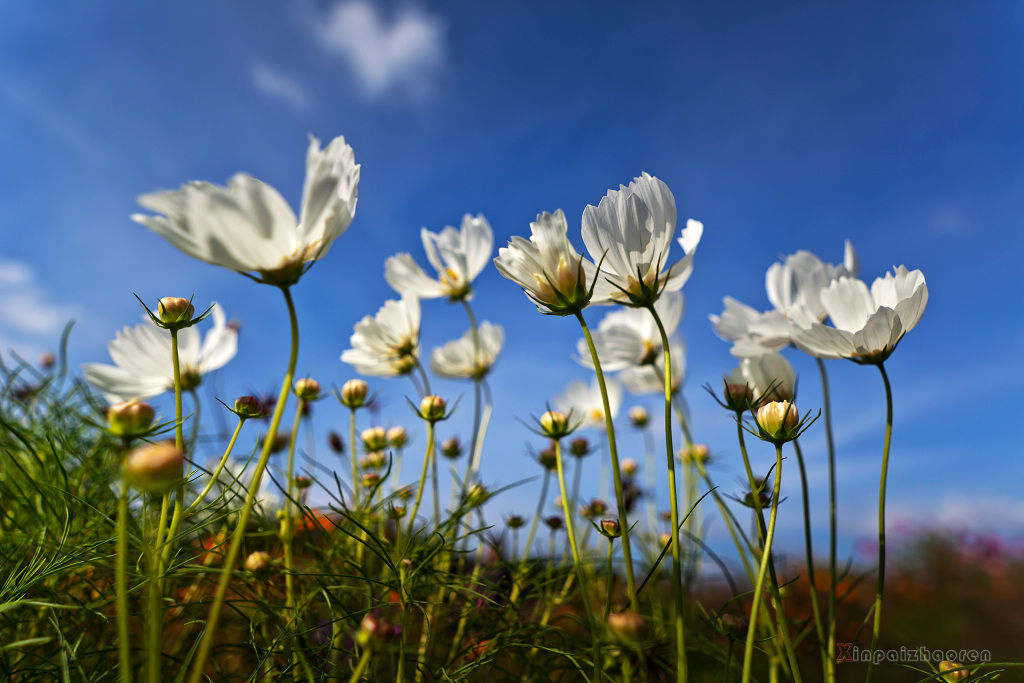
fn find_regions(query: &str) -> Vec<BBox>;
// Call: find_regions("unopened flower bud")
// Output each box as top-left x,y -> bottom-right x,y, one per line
108,400 -> 156,436
659,532 -> 673,548
544,515 -> 564,531
245,550 -> 273,575
294,475 -> 312,490
357,613 -> 399,648
540,410 -> 570,438
340,379 -> 369,408
677,443 -> 710,465
38,352 -> 55,370
441,437 -> 462,459
466,483 -> 488,506
538,443 -> 558,470
362,472 -> 381,488
419,395 -> 446,421
939,662 -> 970,682
294,378 -> 321,401
124,441 -> 184,494
569,437 -> 590,458
606,610 -> 646,647
756,401 -> 800,442
360,452 -> 387,470
387,426 -> 409,448
266,431 -> 290,454
582,499 -> 608,518
234,395 -> 263,420
600,519 -> 621,538
506,514 -> 525,529
327,430 -> 345,454
629,406 -> 649,427
388,504 -> 407,520
621,458 -> 639,476
157,297 -> 195,325
396,485 -> 414,501
723,382 -> 752,412
360,426 -> 388,452
718,613 -> 748,638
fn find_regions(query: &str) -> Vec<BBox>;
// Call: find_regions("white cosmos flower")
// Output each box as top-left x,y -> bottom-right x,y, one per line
576,292 -> 684,371
133,136 -> 359,287
385,214 -> 493,301
619,335 -> 686,395
555,376 -> 622,429
792,266 -> 928,364
581,173 -> 702,307
430,321 -> 503,380
711,241 -> 858,356
723,351 -> 796,405
341,297 -> 421,377
494,210 -> 598,315
83,304 -> 237,403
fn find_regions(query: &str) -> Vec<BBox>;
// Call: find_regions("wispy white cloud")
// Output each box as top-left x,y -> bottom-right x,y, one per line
874,495 -> 1024,535
0,259 -> 80,358
249,62 -> 311,111
313,1 -> 446,102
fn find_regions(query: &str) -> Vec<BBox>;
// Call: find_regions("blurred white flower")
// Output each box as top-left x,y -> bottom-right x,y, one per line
494,210 -> 598,315
341,297 -> 421,376
430,321 -> 503,379
83,304 -> 237,403
792,266 -> 928,364
215,458 -> 282,515
581,173 -> 702,306
556,376 -> 622,429
576,292 -> 684,371
133,136 -> 359,287
711,241 -> 858,356
385,213 -> 493,301
619,335 -> 687,395
723,351 -> 796,405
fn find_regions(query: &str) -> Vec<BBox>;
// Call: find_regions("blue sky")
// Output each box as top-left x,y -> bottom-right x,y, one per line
2,2 -> 1023,561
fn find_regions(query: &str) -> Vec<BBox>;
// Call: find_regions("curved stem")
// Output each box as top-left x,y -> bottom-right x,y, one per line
186,285 -> 300,683
645,304 -> 687,682
117,480 -> 131,683
793,439 -> 828,675
816,357 -> 838,683
349,408 -> 359,508
510,470 -> 550,605
184,417 -> 245,516
282,399 -> 305,616
554,438 -> 602,682
866,363 -> 893,683
575,310 -> 638,607
347,647 -> 372,683
406,420 -> 435,536
741,444 -> 784,683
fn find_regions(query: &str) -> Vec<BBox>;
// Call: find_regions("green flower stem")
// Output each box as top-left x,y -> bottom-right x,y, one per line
866,363 -> 893,683
604,539 -> 615,620
741,444 -> 785,683
554,437 -> 602,683
815,358 -> 837,683
509,470 -> 551,605
406,419 -> 436,537
574,310 -> 638,608
349,408 -> 359,508
147,507 -> 163,683
116,479 -> 131,683
347,647 -> 372,683
646,304 -> 686,683
188,388 -> 201,448
184,417 -> 245,517
736,421 -> 794,678
793,439 -> 828,676
282,398 -> 306,615
185,285 -> 300,683
641,424 -> 658,540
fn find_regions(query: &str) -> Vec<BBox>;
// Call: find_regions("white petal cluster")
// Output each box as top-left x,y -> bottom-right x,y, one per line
711,241 -> 857,356
83,305 -> 237,403
619,336 -> 687,395
341,297 -> 421,376
385,214 -> 494,301
494,210 -> 598,315
577,292 -> 684,371
430,321 -> 504,380
133,136 -> 359,286
581,173 -> 702,306
555,376 -> 622,429
792,266 -> 927,364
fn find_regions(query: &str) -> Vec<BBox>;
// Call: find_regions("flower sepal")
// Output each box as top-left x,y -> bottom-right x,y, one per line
136,293 -> 214,332
747,400 -> 819,445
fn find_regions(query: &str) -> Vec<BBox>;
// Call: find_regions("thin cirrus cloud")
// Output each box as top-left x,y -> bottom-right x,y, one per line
249,62 -> 312,111
312,0 -> 446,101
0,259 -> 79,356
